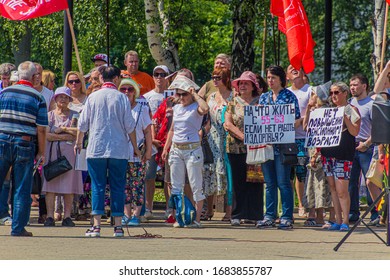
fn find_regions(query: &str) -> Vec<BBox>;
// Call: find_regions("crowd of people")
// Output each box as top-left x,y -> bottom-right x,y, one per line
0,51 -> 389,237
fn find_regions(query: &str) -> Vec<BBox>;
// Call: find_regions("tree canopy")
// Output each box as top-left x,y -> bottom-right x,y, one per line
0,0 -> 387,87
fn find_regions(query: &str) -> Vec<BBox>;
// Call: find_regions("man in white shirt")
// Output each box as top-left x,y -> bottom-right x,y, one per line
286,65 -> 311,217
76,65 -> 140,237
143,65 -> 170,219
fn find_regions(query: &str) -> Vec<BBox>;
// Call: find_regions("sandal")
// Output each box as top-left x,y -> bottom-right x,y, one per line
85,226 -> 101,237
304,218 -> 323,227
200,213 -> 213,221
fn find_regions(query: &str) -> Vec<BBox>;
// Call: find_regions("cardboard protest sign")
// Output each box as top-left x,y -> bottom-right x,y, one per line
305,107 -> 345,148
244,104 -> 296,145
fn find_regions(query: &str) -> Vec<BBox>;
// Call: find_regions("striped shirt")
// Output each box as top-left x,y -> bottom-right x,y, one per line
0,84 -> 48,136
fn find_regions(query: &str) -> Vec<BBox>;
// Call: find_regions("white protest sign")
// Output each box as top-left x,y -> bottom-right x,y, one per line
304,107 -> 345,148
244,104 -> 296,145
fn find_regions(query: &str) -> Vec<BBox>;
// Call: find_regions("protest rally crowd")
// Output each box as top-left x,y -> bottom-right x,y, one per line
0,51 -> 389,237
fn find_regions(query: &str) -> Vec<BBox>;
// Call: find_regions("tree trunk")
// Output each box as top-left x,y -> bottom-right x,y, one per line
371,0 -> 386,79
12,26 -> 32,66
231,0 -> 256,79
144,0 -> 180,72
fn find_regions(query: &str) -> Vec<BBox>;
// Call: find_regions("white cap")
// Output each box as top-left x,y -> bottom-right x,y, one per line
153,65 -> 170,74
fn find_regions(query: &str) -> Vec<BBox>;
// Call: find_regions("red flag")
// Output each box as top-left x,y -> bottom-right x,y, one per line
387,0 -> 390,5
0,0 -> 68,20
270,0 -> 316,73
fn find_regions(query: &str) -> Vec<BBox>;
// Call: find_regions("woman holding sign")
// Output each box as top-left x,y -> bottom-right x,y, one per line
318,82 -> 361,231
256,65 -> 301,230
224,71 -> 264,226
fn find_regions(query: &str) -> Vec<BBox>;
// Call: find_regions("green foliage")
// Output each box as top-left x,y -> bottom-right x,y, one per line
0,0 -> 387,86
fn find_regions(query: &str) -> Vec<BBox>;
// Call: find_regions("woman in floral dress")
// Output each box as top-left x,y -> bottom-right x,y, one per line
202,68 -> 233,220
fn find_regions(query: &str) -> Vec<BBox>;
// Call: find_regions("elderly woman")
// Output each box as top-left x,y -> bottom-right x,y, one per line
42,87 -> 83,227
162,75 -> 209,228
256,65 -> 301,230
319,82 -> 361,231
224,71 -> 264,226
119,78 -> 152,226
198,54 -> 232,100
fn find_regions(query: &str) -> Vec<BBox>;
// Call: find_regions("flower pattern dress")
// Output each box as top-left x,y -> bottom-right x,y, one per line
202,91 -> 232,196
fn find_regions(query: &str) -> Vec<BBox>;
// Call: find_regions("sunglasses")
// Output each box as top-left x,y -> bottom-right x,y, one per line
120,87 -> 135,93
176,92 -> 189,97
68,79 -> 81,84
211,75 -> 222,81
329,90 -> 341,96
153,72 -> 167,78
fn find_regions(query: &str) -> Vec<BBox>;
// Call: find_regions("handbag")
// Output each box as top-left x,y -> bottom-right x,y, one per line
201,127 -> 214,164
43,141 -> 73,181
278,143 -> 298,165
31,171 -> 42,194
366,158 -> 384,188
246,144 -> 274,164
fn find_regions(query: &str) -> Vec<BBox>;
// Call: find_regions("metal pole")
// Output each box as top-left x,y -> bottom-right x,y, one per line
63,0 -> 73,82
261,18 -> 267,77
324,0 -> 332,82
106,0 -> 110,65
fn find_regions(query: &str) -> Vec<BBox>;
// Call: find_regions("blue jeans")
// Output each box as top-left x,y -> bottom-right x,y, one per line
0,133 -> 35,235
87,158 -> 127,217
0,180 -> 11,219
348,146 -> 378,220
261,153 -> 293,221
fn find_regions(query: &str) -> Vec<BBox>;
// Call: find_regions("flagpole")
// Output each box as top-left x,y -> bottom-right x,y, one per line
65,8 -> 83,76
261,18 -> 267,77
106,0 -> 110,65
380,3 -> 389,72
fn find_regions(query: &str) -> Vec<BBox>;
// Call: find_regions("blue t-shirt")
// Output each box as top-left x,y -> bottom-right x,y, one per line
0,84 -> 48,136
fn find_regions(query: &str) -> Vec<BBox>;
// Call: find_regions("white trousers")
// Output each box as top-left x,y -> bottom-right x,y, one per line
168,145 -> 205,202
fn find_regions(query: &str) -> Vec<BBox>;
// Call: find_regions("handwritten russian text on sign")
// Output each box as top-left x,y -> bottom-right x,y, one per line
244,104 -> 296,145
304,107 -> 344,148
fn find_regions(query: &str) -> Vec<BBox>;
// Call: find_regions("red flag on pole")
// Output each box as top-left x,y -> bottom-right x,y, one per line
0,0 -> 68,20
270,0 -> 316,73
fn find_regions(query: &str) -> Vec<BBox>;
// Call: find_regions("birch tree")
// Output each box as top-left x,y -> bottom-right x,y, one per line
144,0 -> 180,71
371,0 -> 387,79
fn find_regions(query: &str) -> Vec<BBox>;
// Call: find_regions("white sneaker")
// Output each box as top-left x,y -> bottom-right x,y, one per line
0,216 -> 12,226
173,222 -> 183,228
139,216 -> 147,223
231,219 -> 240,226
164,208 -> 173,219
144,210 -> 153,220
185,221 -> 202,228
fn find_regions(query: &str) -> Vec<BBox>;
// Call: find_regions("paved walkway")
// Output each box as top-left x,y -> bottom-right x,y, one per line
0,208 -> 389,260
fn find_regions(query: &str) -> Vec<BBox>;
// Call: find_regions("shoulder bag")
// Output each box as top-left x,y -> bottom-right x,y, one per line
43,141 -> 73,182
278,143 -> 299,165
